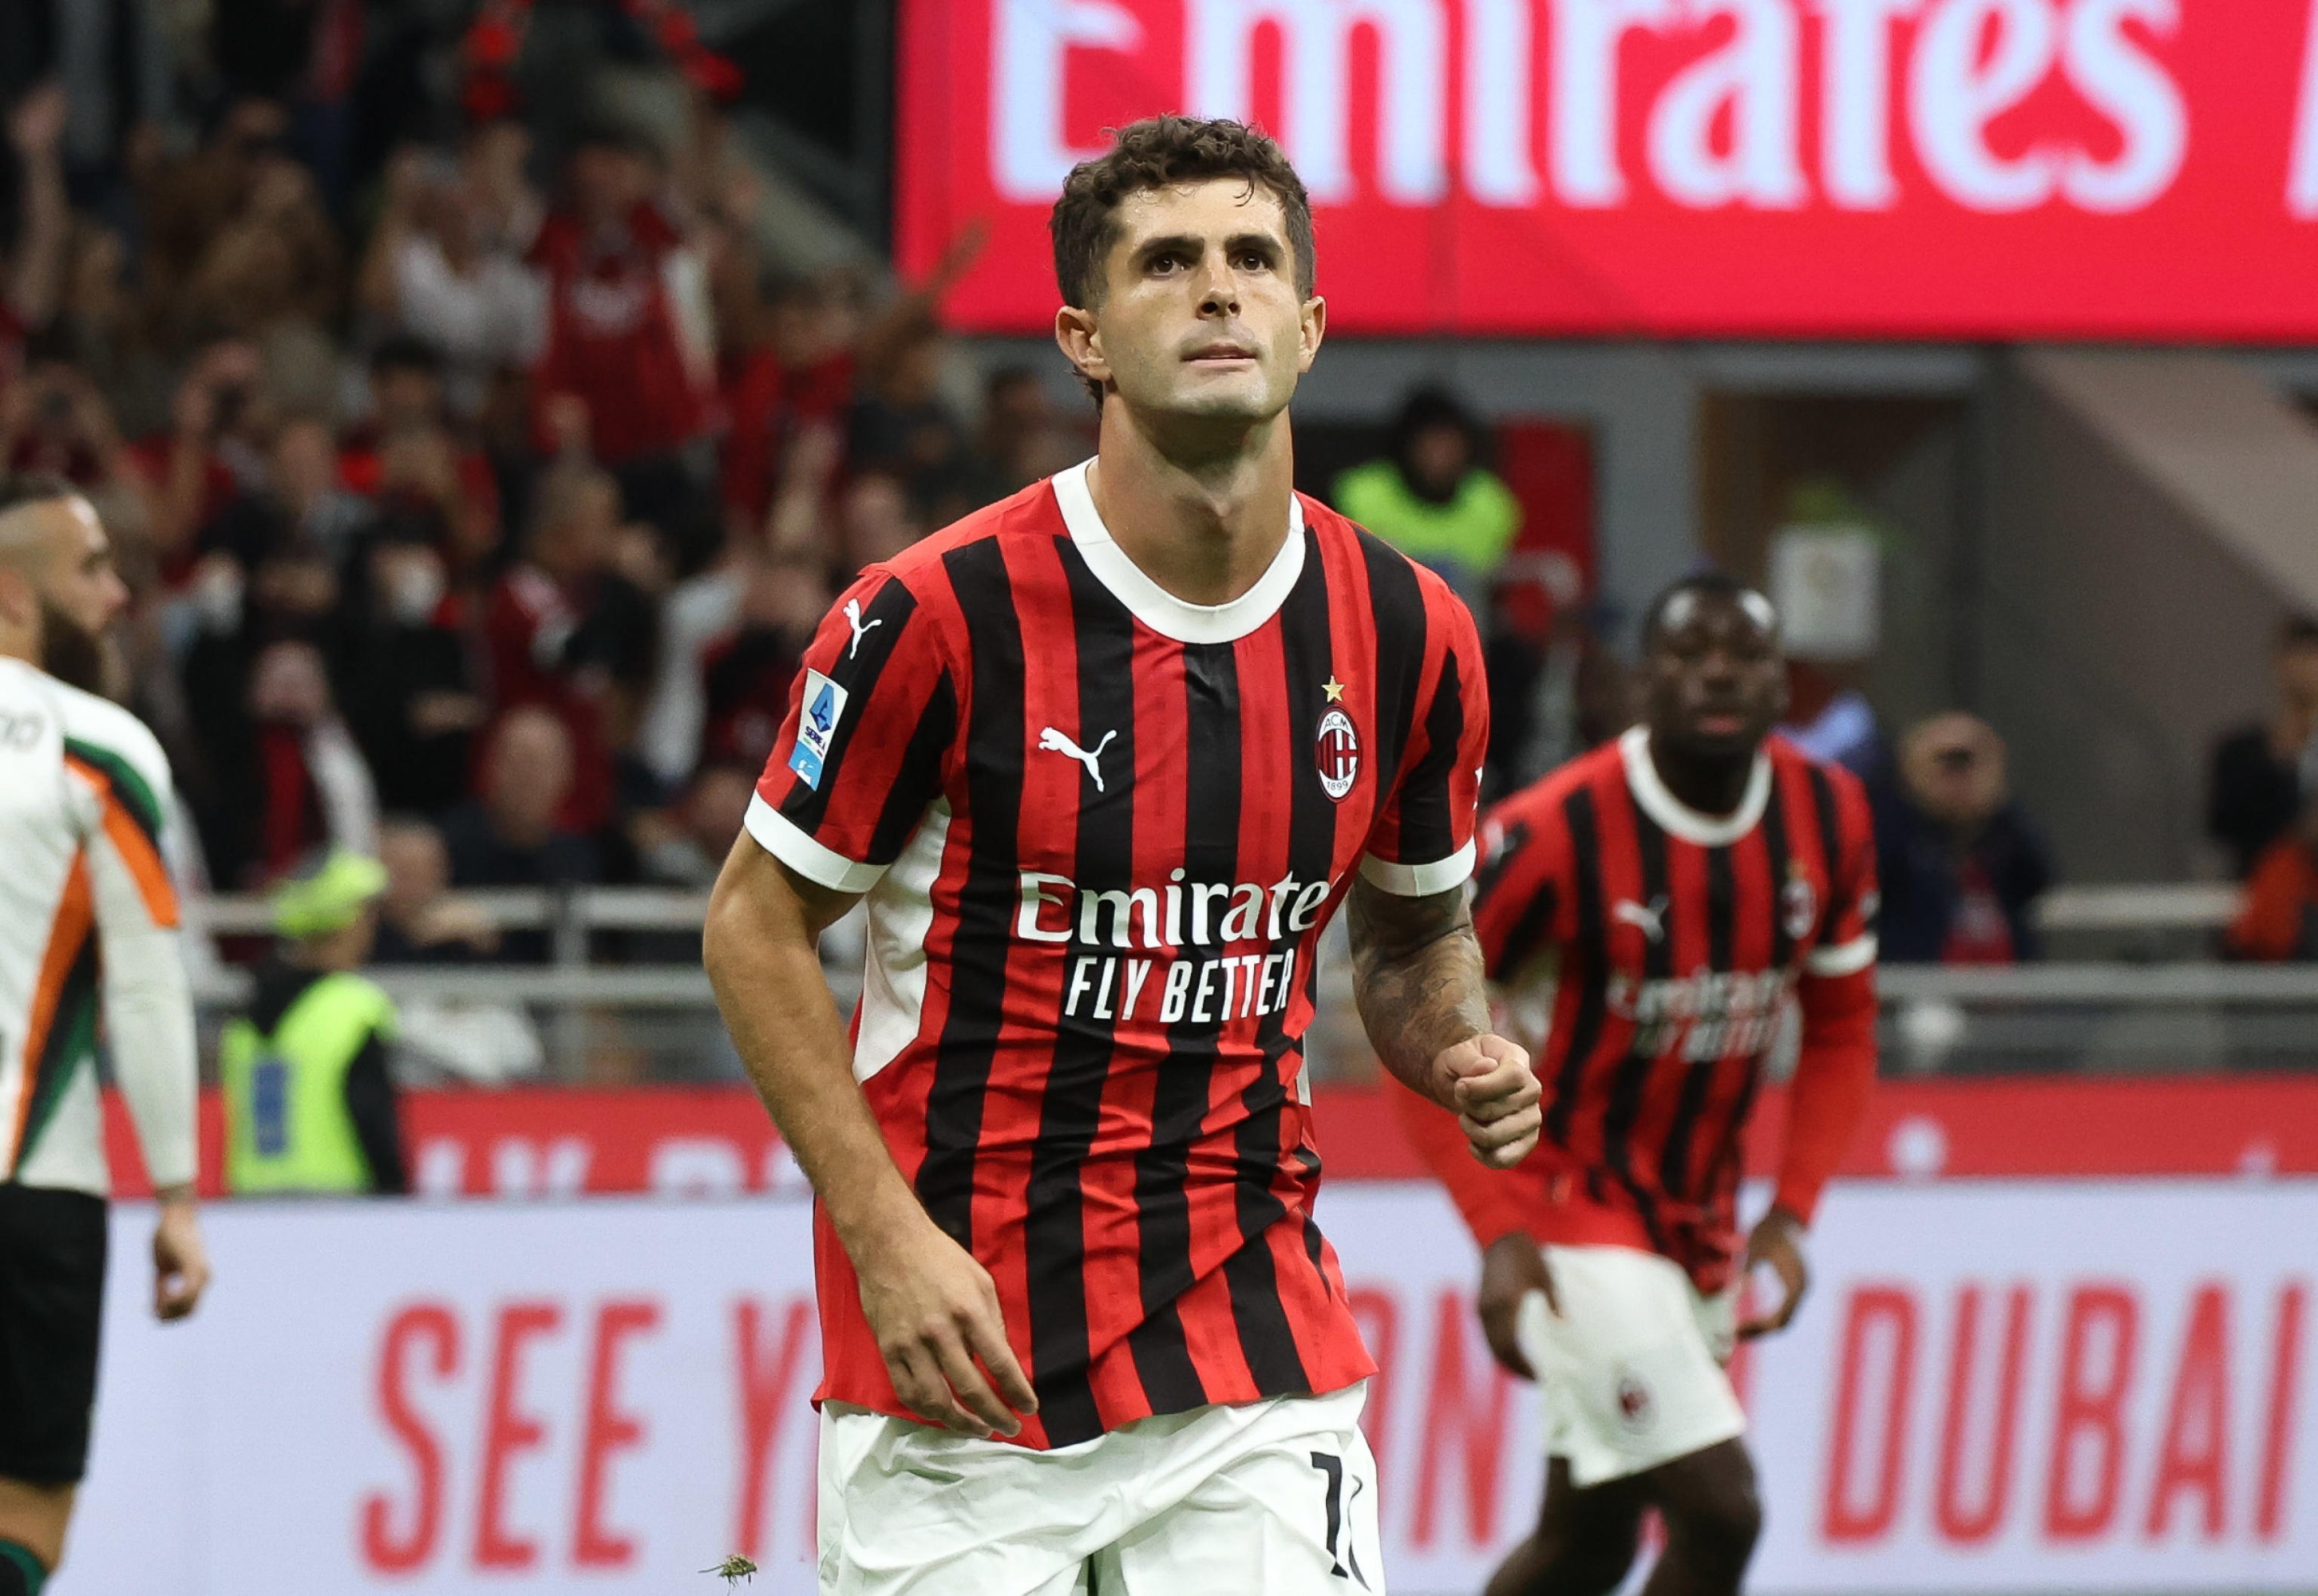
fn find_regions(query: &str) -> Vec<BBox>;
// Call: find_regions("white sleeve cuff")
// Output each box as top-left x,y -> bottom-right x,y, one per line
746,795 -> 887,895
1804,934 -> 1878,978
1359,839 -> 1477,898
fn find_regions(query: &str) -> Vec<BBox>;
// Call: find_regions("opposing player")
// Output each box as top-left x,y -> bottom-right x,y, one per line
0,475 -> 209,1596
705,117 -> 1541,1594
1396,574 -> 1877,1596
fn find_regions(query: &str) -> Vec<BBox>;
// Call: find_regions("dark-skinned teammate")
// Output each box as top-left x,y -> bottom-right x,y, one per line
1396,572 -> 1878,1596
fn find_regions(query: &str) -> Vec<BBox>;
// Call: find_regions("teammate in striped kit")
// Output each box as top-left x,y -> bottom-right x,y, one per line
706,117 -> 1542,1594
1398,573 -> 1879,1596
0,476 -> 209,1596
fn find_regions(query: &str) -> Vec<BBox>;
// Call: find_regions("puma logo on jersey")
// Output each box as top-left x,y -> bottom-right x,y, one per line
1039,726 -> 1117,792
843,598 -> 883,658
1612,895 -> 1669,943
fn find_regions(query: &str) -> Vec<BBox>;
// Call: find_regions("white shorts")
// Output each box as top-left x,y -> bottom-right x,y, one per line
817,1382 -> 1383,1595
1513,1244 -> 1746,1488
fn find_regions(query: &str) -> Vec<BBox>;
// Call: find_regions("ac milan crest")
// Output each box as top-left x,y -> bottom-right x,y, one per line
1781,866 -> 1818,942
1615,1371 -> 1655,1431
1315,707 -> 1360,801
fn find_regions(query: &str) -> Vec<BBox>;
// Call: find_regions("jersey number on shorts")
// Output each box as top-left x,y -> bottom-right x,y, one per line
1308,1451 -> 1367,1586
251,1054 -> 291,1157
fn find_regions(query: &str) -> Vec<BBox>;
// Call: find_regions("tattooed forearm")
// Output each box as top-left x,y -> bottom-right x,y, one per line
1347,878 -> 1492,1103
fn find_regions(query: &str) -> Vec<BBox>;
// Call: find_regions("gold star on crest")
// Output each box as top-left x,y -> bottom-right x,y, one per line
1323,677 -> 1346,702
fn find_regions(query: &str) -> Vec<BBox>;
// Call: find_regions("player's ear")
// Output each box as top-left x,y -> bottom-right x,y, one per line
1054,302 -> 1109,388
1297,294 -> 1327,373
0,565 -> 34,632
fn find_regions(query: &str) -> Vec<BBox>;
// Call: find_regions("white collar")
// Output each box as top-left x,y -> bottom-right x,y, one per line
1619,725 -> 1772,847
1050,458 -> 1305,645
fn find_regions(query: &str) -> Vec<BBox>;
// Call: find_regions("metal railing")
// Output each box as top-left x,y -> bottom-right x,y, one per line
192,880 -> 2245,950
184,883 -> 2317,1083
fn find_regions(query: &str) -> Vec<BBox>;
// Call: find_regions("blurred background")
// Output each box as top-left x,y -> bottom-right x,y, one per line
22,1 -> 2318,1591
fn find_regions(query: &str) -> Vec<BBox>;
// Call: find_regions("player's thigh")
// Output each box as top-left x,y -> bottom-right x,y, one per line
1525,1246 -> 1744,1488
1533,1455 -> 1649,1560
0,1185 -> 107,1505
1107,1390 -> 1384,1595
815,1405 -> 1105,1596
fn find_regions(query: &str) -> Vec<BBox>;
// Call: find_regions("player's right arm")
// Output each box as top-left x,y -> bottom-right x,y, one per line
702,569 -> 1036,1440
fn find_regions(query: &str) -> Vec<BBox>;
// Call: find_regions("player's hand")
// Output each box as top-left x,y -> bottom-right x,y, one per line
152,1190 -> 211,1321
1432,1033 -> 1541,1169
1738,1205 -> 1809,1341
1477,1231 -> 1556,1379
854,1210 -> 1038,1439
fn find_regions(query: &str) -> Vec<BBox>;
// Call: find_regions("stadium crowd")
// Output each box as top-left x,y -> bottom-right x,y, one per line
0,26 -> 1101,948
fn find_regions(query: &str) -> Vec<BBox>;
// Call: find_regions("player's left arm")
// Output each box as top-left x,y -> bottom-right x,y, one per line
67,721 -> 209,1320
1743,772 -> 1881,1340
1349,880 -> 1537,1168
1347,581 -> 1538,1169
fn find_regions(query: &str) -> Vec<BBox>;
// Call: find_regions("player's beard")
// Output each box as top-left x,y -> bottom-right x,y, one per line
39,598 -> 113,697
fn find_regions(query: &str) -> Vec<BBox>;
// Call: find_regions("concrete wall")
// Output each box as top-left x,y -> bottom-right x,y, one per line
1979,350 -> 2318,881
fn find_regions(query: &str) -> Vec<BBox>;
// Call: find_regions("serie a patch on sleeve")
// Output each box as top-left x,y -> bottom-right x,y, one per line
789,670 -> 848,789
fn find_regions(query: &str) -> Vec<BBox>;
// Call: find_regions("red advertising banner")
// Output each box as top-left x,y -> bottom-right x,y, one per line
101,1076 -> 2318,1199
896,0 -> 2318,339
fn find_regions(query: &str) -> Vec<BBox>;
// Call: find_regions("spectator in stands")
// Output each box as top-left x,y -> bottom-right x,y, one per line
140,99 -> 292,335
2208,616 -> 2318,879
837,471 -> 924,574
176,136 -> 342,346
2226,796 -> 2318,960
849,309 -> 983,522
193,415 -> 371,598
199,638 -> 380,888
1333,386 -> 1521,614
372,816 -> 500,964
144,337 -> 275,571
976,365 -> 1082,494
1873,713 -> 2054,964
358,146 -> 544,417
526,120 -> 715,569
635,760 -> 756,891
338,526 -> 487,816
440,706 -> 600,959
699,547 -> 827,772
50,220 -> 170,437
0,84 -> 71,369
484,461 -> 657,832
1,359 -> 143,501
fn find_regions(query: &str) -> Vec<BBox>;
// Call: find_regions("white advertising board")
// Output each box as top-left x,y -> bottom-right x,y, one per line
61,1182 -> 2318,1594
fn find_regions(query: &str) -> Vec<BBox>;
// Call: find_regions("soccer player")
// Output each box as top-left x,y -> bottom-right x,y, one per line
704,117 -> 1541,1594
1395,574 -> 1877,1596
0,475 -> 209,1596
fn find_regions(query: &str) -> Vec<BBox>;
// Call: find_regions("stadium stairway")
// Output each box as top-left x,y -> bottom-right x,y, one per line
1978,348 -> 2318,882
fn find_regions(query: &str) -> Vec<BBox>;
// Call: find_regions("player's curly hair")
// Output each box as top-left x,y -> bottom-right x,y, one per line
1049,116 -> 1315,314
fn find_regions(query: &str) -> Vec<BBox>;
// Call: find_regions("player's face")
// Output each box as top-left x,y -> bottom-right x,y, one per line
1069,179 -> 1323,427
1641,591 -> 1786,761
38,497 -> 130,641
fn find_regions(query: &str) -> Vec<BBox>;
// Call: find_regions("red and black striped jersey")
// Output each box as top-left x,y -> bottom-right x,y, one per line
749,461 -> 1489,1447
1402,729 -> 1878,1294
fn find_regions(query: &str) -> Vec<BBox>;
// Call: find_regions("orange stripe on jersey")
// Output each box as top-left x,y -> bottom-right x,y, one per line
13,851 -> 94,1161
66,755 -> 180,929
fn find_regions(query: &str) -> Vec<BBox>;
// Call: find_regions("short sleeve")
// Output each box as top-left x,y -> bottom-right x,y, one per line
1802,766 -> 1880,978
1359,590 -> 1489,896
747,571 -> 959,894
1469,798 -> 1571,986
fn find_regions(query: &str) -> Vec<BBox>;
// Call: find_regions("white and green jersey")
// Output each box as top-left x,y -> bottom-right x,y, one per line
0,655 -> 196,1195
